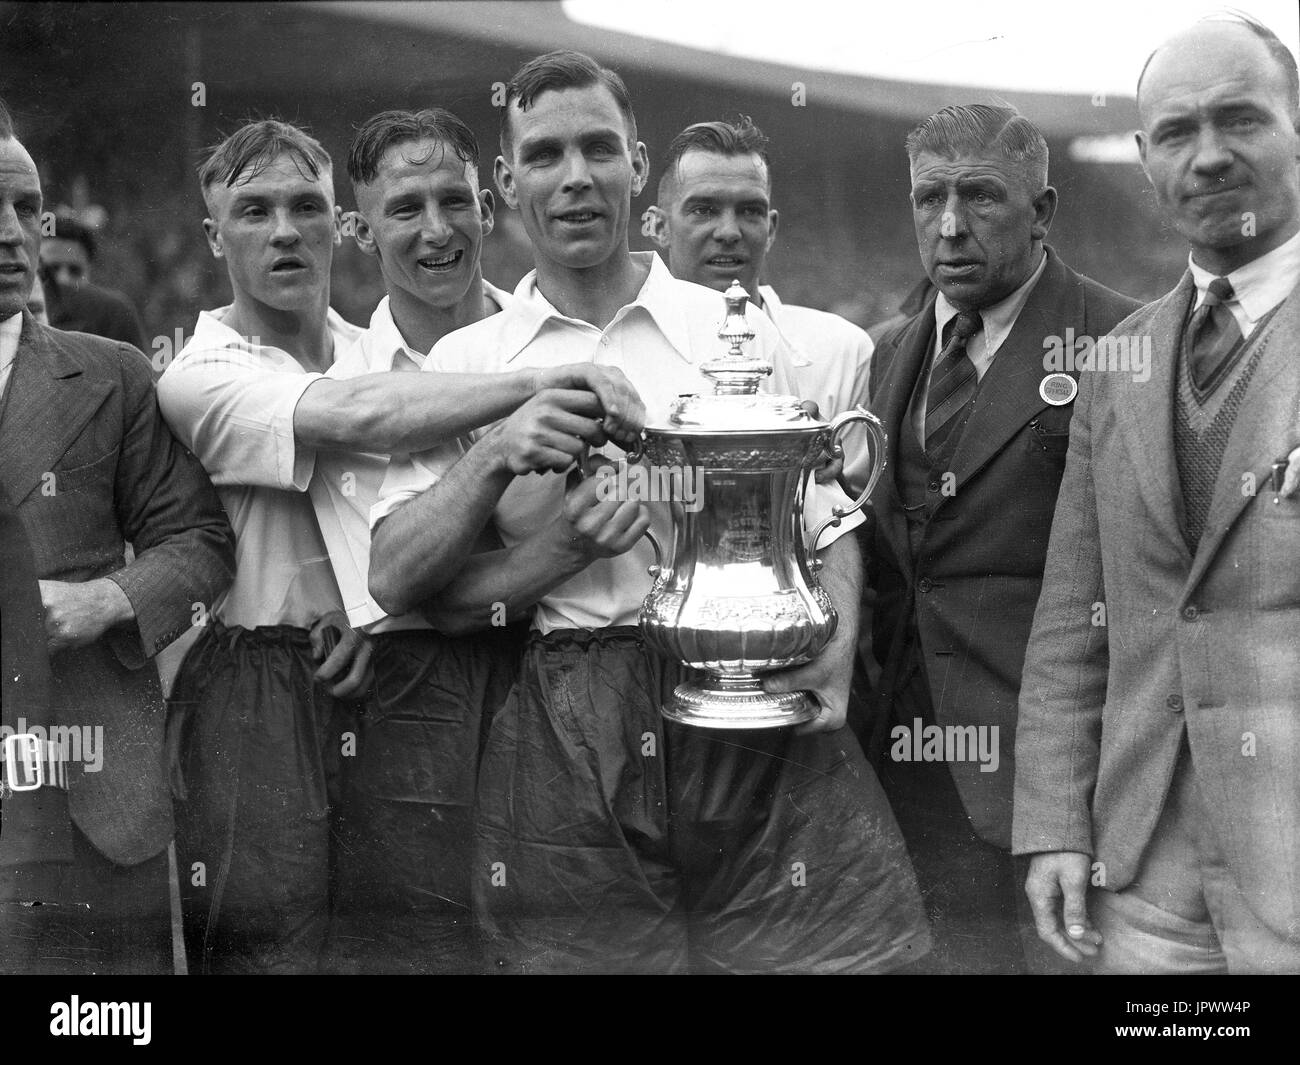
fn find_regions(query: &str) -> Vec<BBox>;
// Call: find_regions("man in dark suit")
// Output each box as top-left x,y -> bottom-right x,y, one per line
861,103 -> 1139,973
0,105 -> 235,975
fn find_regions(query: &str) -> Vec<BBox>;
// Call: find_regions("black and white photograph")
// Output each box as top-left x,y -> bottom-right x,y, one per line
0,0 -> 1296,1036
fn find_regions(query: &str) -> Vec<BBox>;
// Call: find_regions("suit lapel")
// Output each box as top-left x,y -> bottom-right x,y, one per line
1185,281 -> 1300,595
0,315 -> 111,505
1114,273 -> 1195,564
869,298 -> 937,580
946,250 -> 1080,492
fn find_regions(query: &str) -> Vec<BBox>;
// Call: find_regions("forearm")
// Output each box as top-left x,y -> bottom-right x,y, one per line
369,432 -> 516,615
816,533 -> 863,676
419,531 -> 588,635
298,369 -> 535,453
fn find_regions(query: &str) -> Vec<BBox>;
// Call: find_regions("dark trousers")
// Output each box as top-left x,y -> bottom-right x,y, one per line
0,824 -> 171,975
862,644 -> 1068,975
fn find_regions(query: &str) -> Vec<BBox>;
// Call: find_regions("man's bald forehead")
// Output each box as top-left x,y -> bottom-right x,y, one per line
1138,20 -> 1299,118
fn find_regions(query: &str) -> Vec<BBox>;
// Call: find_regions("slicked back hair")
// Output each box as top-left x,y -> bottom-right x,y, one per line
906,104 -> 1049,192
199,119 -> 333,212
0,96 -> 12,140
1136,11 -> 1300,118
499,49 -> 637,158
348,108 -> 480,188
657,116 -> 771,203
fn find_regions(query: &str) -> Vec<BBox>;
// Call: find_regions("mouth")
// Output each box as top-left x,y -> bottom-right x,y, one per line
0,262 -> 26,280
1186,182 -> 1247,201
554,209 -> 601,226
269,257 -> 307,274
706,255 -> 746,269
936,260 -> 981,275
416,249 -> 463,274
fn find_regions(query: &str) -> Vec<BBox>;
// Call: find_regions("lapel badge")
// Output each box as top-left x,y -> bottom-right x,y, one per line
1039,373 -> 1078,406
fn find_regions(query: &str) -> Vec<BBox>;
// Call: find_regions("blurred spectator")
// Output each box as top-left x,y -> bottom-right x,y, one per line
41,210 -> 147,349
26,273 -> 49,324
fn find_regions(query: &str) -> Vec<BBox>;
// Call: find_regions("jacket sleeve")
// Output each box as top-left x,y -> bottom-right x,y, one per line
1011,362 -> 1109,856
103,344 -> 235,667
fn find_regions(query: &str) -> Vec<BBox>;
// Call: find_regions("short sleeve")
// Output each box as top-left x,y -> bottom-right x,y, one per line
158,344 -> 323,491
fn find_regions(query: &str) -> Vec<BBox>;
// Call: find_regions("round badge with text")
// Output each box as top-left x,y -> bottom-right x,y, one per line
1039,373 -> 1078,406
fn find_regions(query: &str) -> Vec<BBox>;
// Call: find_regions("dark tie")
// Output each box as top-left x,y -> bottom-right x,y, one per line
1187,276 -> 1241,391
925,309 -> 982,454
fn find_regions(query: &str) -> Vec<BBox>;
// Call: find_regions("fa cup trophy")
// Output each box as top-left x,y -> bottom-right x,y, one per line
636,281 -> 887,729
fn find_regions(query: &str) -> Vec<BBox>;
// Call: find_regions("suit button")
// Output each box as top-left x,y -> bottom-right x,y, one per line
1181,605 -> 1199,621
1166,694 -> 1184,711
927,480 -> 941,493
917,577 -> 933,593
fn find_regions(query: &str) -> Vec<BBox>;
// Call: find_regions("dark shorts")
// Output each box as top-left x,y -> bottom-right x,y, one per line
473,627 -> 931,974
167,621 -> 355,975
330,625 -> 523,974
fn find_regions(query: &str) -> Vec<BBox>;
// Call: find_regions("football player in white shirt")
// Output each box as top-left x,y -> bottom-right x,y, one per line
645,116 -> 876,495
158,119 -> 640,974
367,52 -> 928,974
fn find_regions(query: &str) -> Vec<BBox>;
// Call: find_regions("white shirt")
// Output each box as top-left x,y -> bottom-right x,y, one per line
375,251 -> 864,634
0,312 -> 21,404
313,283 -> 511,633
912,250 -> 1049,444
1189,229 -> 1300,338
157,305 -> 363,630
758,285 -> 875,495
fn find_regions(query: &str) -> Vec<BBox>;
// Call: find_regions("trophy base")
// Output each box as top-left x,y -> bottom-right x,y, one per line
661,676 -> 818,730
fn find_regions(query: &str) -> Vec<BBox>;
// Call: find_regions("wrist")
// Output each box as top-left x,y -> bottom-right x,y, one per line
94,576 -> 136,630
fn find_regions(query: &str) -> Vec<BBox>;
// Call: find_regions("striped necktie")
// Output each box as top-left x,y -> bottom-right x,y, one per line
925,309 -> 983,454
1187,276 -> 1241,392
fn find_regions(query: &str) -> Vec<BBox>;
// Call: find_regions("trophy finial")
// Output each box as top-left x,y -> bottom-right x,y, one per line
702,280 -> 771,395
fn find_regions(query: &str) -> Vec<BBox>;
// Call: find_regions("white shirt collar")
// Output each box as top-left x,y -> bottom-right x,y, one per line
1188,229 -> 1300,324
503,251 -> 695,364
933,249 -> 1048,356
366,281 -> 514,371
0,312 -> 22,373
194,304 -> 359,363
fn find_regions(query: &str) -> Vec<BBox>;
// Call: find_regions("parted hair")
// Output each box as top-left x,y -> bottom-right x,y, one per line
499,50 -> 637,157
348,108 -> 480,187
657,116 -> 771,201
906,104 -> 1049,190
198,119 -> 332,209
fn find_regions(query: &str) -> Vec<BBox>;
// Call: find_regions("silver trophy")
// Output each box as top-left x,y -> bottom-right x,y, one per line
636,281 -> 886,729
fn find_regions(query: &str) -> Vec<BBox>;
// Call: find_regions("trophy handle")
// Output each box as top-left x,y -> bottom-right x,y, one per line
806,405 -> 887,572
642,527 -> 665,578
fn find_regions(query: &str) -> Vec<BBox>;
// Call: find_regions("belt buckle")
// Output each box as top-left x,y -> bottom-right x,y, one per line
3,733 -> 44,792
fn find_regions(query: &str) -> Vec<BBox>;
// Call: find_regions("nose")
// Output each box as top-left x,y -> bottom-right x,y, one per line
1190,126 -> 1233,174
420,205 -> 453,246
269,207 -> 301,246
940,192 -> 969,240
713,208 -> 741,243
51,264 -> 80,288
0,203 -> 23,247
560,151 -> 594,194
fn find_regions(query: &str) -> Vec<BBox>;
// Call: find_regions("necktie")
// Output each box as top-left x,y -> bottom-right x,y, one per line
925,309 -> 982,454
1187,276 -> 1241,391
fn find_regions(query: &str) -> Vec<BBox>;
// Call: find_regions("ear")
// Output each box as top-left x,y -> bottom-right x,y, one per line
766,207 -> 780,253
1135,130 -> 1151,182
351,211 -> 378,258
202,218 -> 223,259
479,188 -> 496,238
494,155 -> 518,210
332,204 -> 343,246
643,205 -> 669,247
1030,185 -> 1058,241
630,141 -> 650,197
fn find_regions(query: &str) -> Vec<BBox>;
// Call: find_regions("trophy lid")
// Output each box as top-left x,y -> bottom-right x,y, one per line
656,280 -> 822,432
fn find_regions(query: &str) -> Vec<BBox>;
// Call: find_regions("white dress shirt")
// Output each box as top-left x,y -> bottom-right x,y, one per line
0,312 -> 22,405
375,252 -> 864,634
1189,228 -> 1300,338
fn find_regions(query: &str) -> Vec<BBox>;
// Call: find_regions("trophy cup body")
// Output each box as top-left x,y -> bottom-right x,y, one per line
636,283 -> 886,729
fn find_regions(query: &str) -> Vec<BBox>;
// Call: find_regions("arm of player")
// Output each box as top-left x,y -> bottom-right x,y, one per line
409,458 -> 650,635
295,362 -> 644,454
760,532 -> 862,734
368,388 -> 623,617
